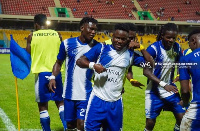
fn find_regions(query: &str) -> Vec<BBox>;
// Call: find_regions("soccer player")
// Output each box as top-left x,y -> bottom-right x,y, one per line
48,17 -> 100,131
143,23 -> 185,131
179,29 -> 200,131
26,14 -> 67,130
104,23 -> 144,89
76,23 -> 152,131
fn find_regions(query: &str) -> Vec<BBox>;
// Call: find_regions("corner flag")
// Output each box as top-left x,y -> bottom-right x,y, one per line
10,35 -> 31,79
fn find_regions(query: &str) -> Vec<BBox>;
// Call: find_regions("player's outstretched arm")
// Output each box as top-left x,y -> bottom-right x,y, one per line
76,55 -> 106,74
143,67 -> 178,93
48,59 -> 64,93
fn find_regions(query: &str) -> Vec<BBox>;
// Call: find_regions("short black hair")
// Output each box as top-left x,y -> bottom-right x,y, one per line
34,14 -> 47,26
125,23 -> 136,31
114,23 -> 129,33
188,29 -> 200,40
79,17 -> 98,27
157,23 -> 178,41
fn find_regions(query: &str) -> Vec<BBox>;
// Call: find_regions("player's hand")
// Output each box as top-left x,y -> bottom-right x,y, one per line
93,64 -> 107,74
130,81 -> 144,89
163,85 -> 178,93
128,40 -> 140,50
48,79 -> 56,93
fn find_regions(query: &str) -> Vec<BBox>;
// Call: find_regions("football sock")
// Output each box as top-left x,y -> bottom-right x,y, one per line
40,110 -> 51,131
59,105 -> 67,130
174,123 -> 180,131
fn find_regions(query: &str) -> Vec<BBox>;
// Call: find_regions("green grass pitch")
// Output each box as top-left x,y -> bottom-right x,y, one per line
0,54 -> 179,130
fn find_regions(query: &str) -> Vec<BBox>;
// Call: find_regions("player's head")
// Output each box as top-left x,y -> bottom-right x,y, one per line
79,17 -> 98,43
157,23 -> 178,50
188,29 -> 200,51
34,14 -> 47,31
112,23 -> 129,51
125,23 -> 137,41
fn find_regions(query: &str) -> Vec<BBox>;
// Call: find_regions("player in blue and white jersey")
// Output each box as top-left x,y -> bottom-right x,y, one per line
48,17 -> 100,131
179,29 -> 200,131
76,23 -> 153,131
143,23 -> 185,131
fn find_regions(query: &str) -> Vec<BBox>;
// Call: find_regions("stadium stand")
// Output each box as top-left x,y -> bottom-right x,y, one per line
60,0 -> 137,19
0,0 -> 54,16
137,0 -> 200,21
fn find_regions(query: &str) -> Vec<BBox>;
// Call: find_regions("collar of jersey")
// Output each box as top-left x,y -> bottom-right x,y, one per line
77,37 -> 90,45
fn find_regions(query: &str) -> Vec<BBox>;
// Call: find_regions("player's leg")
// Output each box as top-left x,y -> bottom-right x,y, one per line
38,102 -> 51,131
145,93 -> 163,131
64,99 -> 77,130
85,92 -> 105,131
76,100 -> 88,131
165,94 -> 185,131
35,72 -> 52,130
105,98 -> 123,131
55,100 -> 67,130
53,72 -> 67,130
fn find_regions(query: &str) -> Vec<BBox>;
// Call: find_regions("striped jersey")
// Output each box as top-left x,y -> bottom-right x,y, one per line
57,37 -> 101,100
179,48 -> 200,120
146,40 -> 182,98
84,44 -> 143,102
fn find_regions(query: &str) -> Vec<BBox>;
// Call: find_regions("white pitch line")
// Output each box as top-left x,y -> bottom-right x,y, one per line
0,107 -> 16,131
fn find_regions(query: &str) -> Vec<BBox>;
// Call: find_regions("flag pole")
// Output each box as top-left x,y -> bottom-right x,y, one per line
14,76 -> 20,131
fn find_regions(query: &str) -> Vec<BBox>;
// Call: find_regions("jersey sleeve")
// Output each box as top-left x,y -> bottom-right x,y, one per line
132,52 -> 145,66
57,41 -> 66,61
146,45 -> 157,59
179,57 -> 191,80
84,43 -> 102,62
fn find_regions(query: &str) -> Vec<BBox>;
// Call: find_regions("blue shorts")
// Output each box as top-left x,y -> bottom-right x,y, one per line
145,93 -> 185,119
64,99 -> 88,122
35,72 -> 63,103
85,92 -> 123,131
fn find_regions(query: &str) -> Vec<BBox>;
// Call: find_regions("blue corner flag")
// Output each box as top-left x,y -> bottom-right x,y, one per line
10,35 -> 31,79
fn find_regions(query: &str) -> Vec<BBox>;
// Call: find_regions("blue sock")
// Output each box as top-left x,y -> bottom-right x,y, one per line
59,105 -> 67,130
40,110 -> 51,131
174,123 -> 180,131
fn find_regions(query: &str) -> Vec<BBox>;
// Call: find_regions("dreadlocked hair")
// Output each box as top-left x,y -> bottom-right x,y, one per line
79,17 -> 98,27
156,23 -> 178,41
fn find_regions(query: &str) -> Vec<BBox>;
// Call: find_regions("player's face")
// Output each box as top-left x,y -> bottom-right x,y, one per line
189,33 -> 200,51
81,22 -> 97,42
128,30 -> 136,41
112,30 -> 129,51
162,30 -> 178,50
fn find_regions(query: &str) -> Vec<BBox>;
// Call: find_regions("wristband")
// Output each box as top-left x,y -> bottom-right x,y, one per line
159,81 -> 167,87
137,44 -> 145,51
130,79 -> 138,82
46,75 -> 55,80
89,62 -> 95,69
174,74 -> 180,79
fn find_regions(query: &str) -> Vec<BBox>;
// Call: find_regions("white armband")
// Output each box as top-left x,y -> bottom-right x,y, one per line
49,75 -> 55,80
89,62 -> 95,70
159,81 -> 167,88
